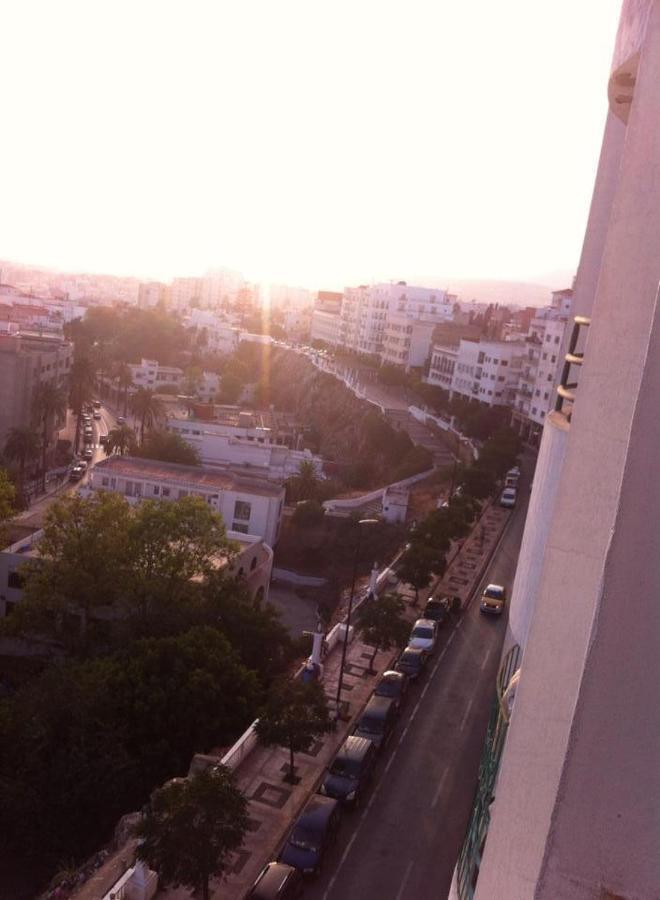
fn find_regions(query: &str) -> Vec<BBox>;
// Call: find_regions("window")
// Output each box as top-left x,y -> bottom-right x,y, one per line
501,360 -> 508,366
544,392 -> 549,400
555,336 -> 560,344
547,373 -> 552,381
250,556 -> 258,571
493,358 -> 499,364
232,522 -> 249,534
153,485 -> 160,495
551,355 -> 557,363
542,352 -> 548,360
532,407 -> 537,415
535,389 -> 540,397
162,487 -> 170,497
498,376 -> 505,382
234,500 -> 251,521
102,477 -> 110,487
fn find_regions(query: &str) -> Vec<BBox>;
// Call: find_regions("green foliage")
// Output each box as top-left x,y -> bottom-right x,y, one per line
291,499 -> 325,529
136,767 -> 249,900
256,678 -> 332,781
133,429 -> 201,466
356,593 -> 409,670
0,629 -> 256,865
3,426 -> 39,486
218,372 -> 243,404
0,468 -> 16,537
104,424 -> 138,456
130,387 -> 166,443
397,542 -> 438,603
285,459 -> 320,503
32,380 -> 67,491
69,307 -> 190,367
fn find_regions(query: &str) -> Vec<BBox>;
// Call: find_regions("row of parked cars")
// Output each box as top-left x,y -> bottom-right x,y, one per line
69,402 -> 102,480
499,465 -> 520,509
246,597 -> 452,898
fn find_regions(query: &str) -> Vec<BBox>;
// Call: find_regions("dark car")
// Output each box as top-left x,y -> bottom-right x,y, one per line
319,735 -> 376,807
279,795 -> 341,876
374,670 -> 409,712
395,647 -> 428,681
424,597 -> 449,626
352,696 -> 398,752
246,862 -> 303,899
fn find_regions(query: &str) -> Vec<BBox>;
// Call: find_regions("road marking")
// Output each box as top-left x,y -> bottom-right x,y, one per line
322,831 -> 358,900
395,860 -> 415,900
460,695 -> 476,731
480,649 -> 493,671
431,766 -> 450,809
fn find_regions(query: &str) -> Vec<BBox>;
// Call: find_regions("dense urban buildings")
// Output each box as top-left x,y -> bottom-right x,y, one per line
453,2 -> 660,897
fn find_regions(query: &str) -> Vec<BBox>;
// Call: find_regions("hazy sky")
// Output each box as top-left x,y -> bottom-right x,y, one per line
2,0 -> 622,289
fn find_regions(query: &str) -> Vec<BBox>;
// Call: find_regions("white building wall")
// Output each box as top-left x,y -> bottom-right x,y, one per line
310,309 -> 341,346
426,344 -> 458,390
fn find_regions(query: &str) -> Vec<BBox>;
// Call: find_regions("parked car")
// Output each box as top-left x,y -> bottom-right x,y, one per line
480,583 -> 506,615
423,597 -> 449,626
69,462 -> 86,481
246,862 -> 304,899
83,433 -> 94,445
93,400 -> 101,410
374,669 -> 409,712
82,446 -> 94,460
352,696 -> 398,752
117,416 -> 126,425
499,487 -> 517,508
407,618 -> 438,654
395,647 -> 428,681
319,735 -> 376,807
279,795 -> 341,875
93,410 -> 102,420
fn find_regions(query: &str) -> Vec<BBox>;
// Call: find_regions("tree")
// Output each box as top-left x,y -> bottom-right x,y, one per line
32,381 -> 67,492
4,426 -> 39,491
356,593 -> 409,672
104,424 -> 137,456
397,542 -> 436,605
135,767 -> 249,900
218,372 -> 243,404
114,362 -> 133,417
256,678 -> 332,782
130,388 -> 165,443
133,429 -> 200,466
291,499 -> 325,529
285,459 -> 320,503
0,468 -> 15,542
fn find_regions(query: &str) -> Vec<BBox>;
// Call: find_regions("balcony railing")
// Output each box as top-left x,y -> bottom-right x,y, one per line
455,644 -> 521,900
555,315 -> 591,422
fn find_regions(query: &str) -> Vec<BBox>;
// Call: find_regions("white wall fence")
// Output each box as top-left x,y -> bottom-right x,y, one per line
322,466 -> 435,514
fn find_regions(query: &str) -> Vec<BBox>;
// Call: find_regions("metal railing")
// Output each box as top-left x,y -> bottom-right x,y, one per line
455,644 -> 521,900
555,315 -> 591,422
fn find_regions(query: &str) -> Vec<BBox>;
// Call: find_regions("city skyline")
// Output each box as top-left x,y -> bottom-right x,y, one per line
3,0 -> 621,289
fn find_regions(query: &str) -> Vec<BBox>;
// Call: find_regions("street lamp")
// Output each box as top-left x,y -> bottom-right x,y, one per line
335,517 -> 379,717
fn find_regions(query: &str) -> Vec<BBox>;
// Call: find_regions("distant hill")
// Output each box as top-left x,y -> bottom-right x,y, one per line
409,275 -> 574,308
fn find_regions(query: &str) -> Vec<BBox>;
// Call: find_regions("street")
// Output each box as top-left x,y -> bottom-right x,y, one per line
303,466 -> 531,900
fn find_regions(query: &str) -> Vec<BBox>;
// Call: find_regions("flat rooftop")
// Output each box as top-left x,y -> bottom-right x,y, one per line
93,456 -> 284,497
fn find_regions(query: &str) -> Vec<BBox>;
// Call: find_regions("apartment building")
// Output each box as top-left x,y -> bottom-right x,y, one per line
88,456 -> 284,546
137,281 -> 168,310
381,314 -> 437,370
0,332 -> 72,456
426,343 -> 459,391
510,289 -> 573,444
186,308 -> 240,355
169,277 -> 202,313
449,339 -> 524,407
310,291 -> 343,347
453,4 -> 660,897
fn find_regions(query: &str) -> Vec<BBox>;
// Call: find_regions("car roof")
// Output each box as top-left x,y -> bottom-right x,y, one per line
485,583 -> 504,595
412,618 -> 435,629
250,862 -> 297,898
337,735 -> 373,761
502,487 -> 516,494
425,597 -> 445,607
400,646 -> 425,659
379,669 -> 406,683
362,695 -> 396,716
295,794 -> 338,831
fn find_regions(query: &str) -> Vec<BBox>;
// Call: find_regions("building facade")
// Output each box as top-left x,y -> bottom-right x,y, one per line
449,339 -> 524,407
87,456 -> 285,547
426,343 -> 459,391
454,4 -> 660,897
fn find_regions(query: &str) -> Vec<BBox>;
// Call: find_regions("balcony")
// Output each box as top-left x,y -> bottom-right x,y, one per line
555,315 -> 591,423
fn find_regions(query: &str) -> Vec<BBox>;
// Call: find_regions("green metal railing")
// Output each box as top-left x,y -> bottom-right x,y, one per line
456,643 -> 521,900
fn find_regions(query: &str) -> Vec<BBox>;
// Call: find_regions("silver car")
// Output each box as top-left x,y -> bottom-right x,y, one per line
407,618 -> 437,654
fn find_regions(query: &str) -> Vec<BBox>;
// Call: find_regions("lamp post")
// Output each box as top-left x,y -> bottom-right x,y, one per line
335,517 -> 379,716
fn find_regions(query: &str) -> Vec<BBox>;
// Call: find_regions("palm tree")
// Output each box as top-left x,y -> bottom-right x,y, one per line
114,363 -> 133,417
4,426 -> 40,491
32,381 -> 67,492
104,425 -> 136,456
69,355 -> 96,455
130,388 -> 165,444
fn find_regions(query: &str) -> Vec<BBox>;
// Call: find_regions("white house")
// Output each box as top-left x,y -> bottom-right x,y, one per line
87,456 -> 285,547
166,415 -> 323,481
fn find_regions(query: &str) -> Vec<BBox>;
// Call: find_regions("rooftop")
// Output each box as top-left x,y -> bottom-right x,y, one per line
93,456 -> 284,497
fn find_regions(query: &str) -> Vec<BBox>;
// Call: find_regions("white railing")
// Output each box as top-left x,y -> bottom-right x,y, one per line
322,466 -> 435,513
220,719 -> 260,772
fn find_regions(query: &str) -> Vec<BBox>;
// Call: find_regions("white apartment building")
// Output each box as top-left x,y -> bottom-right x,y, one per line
450,339 -> 524,407
129,358 -> 184,390
169,277 -> 202,313
310,291 -> 343,347
186,308 -> 240,355
381,314 -> 437,370
166,415 -> 323,481
453,4 -> 660,898
511,291 -> 572,444
426,343 -> 459,391
88,456 -> 284,546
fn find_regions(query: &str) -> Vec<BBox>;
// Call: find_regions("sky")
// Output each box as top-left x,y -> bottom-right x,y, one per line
1,0 -> 623,291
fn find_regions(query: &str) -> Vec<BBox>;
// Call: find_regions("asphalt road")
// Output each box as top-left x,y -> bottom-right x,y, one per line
304,463 -> 533,900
